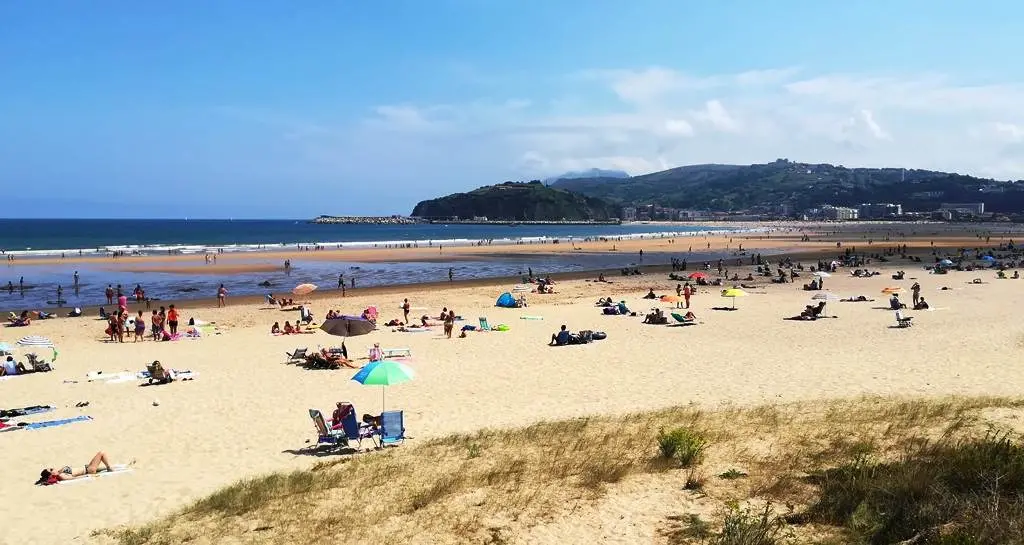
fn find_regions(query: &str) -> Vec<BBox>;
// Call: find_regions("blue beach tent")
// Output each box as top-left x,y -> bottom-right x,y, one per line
495,292 -> 516,308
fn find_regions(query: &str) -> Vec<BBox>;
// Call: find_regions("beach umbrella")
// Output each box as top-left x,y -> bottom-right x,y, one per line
812,271 -> 831,278
720,288 -> 748,309
688,272 -> 708,280
352,360 -> 415,412
881,287 -> 902,294
292,283 -> 317,296
320,317 -> 375,338
16,336 -> 57,361
811,293 -> 840,301
17,336 -> 53,348
0,342 -> 11,354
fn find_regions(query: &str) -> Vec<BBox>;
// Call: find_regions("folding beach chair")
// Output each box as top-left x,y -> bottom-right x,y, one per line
340,407 -> 379,448
26,353 -> 53,372
895,310 -> 913,328
285,348 -> 308,363
308,409 -> 348,448
382,347 -> 412,358
478,317 -> 491,331
670,313 -> 695,325
380,410 -> 406,447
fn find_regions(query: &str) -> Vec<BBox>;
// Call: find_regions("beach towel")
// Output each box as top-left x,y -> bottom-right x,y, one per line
87,371 -> 135,382
520,315 -> 544,320
23,415 -> 93,430
1,405 -> 54,418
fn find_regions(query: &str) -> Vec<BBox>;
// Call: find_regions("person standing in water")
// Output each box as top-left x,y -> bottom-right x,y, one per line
448,268 -> 454,283
73,271 -> 79,288
217,284 -> 227,307
56,285 -> 63,306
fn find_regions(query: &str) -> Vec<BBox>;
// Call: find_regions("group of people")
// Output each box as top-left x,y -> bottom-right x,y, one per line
103,304 -> 181,343
270,321 -> 312,335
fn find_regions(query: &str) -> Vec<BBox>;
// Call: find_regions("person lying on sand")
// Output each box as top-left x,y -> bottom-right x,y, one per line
321,349 -> 357,368
840,296 -> 874,302
36,451 -> 134,485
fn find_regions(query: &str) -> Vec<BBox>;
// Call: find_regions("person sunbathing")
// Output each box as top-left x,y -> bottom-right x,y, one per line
271,322 -> 281,334
320,348 -> 357,368
283,321 -> 295,334
36,451 -> 133,485
1,355 -> 28,376
841,295 -> 873,302
8,310 -> 31,326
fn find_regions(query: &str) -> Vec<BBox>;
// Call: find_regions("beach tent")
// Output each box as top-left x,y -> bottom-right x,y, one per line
495,292 -> 517,308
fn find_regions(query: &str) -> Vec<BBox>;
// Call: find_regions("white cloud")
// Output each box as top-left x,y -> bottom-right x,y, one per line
859,109 -> 891,140
273,67 -> 1024,186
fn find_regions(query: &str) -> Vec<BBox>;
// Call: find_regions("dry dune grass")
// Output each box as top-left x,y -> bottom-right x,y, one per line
99,396 -> 1024,545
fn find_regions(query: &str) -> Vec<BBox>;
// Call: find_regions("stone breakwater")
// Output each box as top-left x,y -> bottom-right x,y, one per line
312,215 -> 421,225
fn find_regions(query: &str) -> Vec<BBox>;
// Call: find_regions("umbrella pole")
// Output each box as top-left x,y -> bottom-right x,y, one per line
382,386 -> 386,413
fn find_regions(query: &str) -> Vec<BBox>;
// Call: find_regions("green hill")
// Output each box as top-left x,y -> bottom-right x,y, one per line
411,181 -> 620,221
551,160 -> 1024,213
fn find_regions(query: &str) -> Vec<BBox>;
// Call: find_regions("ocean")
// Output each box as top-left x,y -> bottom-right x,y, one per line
0,219 -> 746,311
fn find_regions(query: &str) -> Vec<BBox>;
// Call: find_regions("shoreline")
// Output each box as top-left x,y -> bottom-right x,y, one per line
3,221 -> 1022,313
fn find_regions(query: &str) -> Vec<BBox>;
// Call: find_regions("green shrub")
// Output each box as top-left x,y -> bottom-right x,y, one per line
657,427 -> 708,467
715,503 -> 786,545
806,432 -> 1024,544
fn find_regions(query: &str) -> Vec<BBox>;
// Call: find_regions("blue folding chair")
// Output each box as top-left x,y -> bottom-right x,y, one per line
340,408 -> 379,448
380,410 -> 406,447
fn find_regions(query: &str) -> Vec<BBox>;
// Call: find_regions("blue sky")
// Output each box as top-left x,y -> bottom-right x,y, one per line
2,1 -> 1023,218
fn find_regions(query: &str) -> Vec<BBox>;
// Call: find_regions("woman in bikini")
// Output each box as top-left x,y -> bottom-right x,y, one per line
36,451 -> 133,485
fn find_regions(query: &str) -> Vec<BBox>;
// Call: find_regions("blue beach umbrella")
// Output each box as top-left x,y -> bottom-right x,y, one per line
352,360 -> 415,412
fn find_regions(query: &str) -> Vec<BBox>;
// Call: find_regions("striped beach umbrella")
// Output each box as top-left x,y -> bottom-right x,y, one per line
16,336 -> 53,348
16,336 -> 57,361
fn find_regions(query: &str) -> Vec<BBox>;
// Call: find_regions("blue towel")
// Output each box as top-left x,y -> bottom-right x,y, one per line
24,415 -> 92,430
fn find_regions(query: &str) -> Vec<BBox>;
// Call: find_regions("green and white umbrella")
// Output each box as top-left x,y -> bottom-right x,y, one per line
351,360 -> 414,412
16,336 -> 57,361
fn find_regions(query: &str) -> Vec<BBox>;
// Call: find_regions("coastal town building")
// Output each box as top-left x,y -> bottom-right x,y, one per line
939,202 -> 985,215
858,203 -> 903,219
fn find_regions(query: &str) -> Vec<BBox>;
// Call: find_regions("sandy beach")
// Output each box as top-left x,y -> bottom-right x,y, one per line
2,226 -> 1023,544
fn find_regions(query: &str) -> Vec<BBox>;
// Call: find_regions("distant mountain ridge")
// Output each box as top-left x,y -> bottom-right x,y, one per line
544,168 -> 629,184
550,159 -> 1024,213
411,181 -> 619,221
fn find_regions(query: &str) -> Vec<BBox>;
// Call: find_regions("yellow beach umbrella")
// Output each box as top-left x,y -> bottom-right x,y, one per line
720,288 -> 748,309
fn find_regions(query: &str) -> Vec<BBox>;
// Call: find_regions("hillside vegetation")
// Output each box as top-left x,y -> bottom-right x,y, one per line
551,160 -> 1024,212
100,396 -> 1024,545
411,181 -> 619,221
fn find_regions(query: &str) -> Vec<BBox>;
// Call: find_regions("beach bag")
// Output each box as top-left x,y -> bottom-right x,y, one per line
592,331 -> 607,340
578,330 -> 593,344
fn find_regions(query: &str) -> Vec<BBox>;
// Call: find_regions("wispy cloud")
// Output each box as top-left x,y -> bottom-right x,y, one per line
243,67 -> 1024,184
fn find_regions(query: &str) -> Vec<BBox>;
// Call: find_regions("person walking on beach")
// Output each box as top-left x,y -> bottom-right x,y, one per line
683,283 -> 693,309
134,311 -> 146,342
444,309 -> 455,338
402,298 -> 411,323
167,305 -> 179,335
217,284 -> 227,307
338,273 -> 344,289
105,284 -> 114,305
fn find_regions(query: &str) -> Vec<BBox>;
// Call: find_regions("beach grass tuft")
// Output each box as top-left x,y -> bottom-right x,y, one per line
100,396 -> 1024,545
